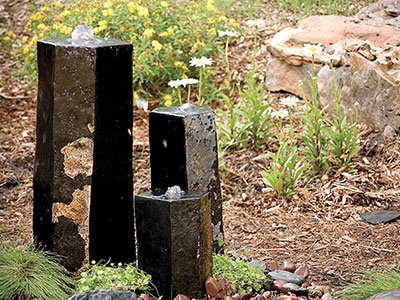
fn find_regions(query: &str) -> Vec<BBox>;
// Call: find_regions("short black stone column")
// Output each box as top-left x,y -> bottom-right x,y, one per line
33,38 -> 135,271
135,191 -> 212,299
149,104 -> 224,252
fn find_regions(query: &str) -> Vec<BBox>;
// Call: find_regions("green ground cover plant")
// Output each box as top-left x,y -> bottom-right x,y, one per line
213,254 -> 267,294
77,261 -> 152,293
0,242 -> 76,300
335,269 -> 400,300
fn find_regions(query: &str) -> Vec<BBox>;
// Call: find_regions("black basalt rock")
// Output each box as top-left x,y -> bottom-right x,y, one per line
149,104 -> 224,253
33,38 -> 135,270
135,191 -> 212,299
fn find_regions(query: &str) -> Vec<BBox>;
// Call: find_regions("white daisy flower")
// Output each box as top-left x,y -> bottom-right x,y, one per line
304,43 -> 324,57
245,19 -> 266,27
135,98 -> 148,112
321,52 -> 341,64
280,96 -> 299,108
168,79 -> 183,88
180,78 -> 199,86
218,30 -> 239,37
189,56 -> 213,68
271,109 -> 289,119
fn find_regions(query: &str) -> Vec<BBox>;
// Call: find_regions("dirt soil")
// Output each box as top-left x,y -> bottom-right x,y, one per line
1,0 -> 400,297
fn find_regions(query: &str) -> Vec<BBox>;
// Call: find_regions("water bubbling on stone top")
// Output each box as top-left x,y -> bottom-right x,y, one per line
164,185 -> 183,199
71,25 -> 95,45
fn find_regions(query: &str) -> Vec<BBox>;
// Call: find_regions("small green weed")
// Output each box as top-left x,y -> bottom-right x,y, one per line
335,269 -> 400,300
0,242 -> 76,300
213,254 -> 267,294
77,261 -> 152,293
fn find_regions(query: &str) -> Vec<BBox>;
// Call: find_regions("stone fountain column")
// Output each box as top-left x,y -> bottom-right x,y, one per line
33,28 -> 135,271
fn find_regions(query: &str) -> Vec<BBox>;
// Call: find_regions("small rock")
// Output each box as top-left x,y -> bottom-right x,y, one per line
368,289 -> 400,300
139,294 -> 150,300
205,277 -> 226,298
321,292 -> 332,300
255,294 -> 266,300
68,290 -> 137,300
268,270 -> 305,286
262,291 -> 271,299
250,259 -> 267,272
282,260 -> 296,273
239,293 -> 253,300
360,210 -> 400,225
232,293 -> 241,300
301,282 -> 311,288
272,279 -> 289,292
294,265 -> 310,279
383,125 -> 397,137
174,294 -> 190,300
283,283 -> 300,290
224,296 -> 233,300
277,295 -> 298,300
267,261 -> 280,271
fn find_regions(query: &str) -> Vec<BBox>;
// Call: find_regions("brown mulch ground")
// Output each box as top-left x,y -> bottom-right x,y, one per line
1,0 -> 400,298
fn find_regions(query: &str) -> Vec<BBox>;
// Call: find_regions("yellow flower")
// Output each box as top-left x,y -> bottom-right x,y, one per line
229,18 -> 240,27
206,0 -> 216,11
166,27 -> 174,35
53,2 -> 63,8
102,8 -> 113,16
143,28 -> 154,38
208,28 -> 216,35
6,31 -> 13,37
22,36 -> 28,43
60,10 -> 71,17
93,27 -> 101,34
160,1 -> 168,8
134,92 -> 139,99
217,15 -> 227,22
151,40 -> 162,51
98,20 -> 108,27
3,36 -> 10,42
137,5 -> 149,17
37,23 -> 47,31
23,46 -> 30,54
127,2 -> 137,13
159,32 -> 169,38
190,41 -> 204,53
103,1 -> 113,9
41,6 -> 50,13
164,98 -> 172,107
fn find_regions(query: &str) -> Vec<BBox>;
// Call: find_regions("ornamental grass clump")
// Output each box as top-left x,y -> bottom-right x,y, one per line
0,242 -> 76,300
335,269 -> 400,300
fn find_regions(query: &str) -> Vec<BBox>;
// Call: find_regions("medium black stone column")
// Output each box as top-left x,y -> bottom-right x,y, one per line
149,104 -> 224,252
33,38 -> 135,271
135,191 -> 212,299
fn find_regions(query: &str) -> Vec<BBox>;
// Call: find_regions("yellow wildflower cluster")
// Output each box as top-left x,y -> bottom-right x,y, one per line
3,31 -> 13,43
151,40 -> 162,52
127,2 -> 149,17
159,27 -> 174,38
164,95 -> 172,107
206,0 -> 216,12
143,28 -> 154,38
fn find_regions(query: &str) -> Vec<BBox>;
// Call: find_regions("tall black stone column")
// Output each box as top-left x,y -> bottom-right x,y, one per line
149,104 -> 224,252
33,38 -> 135,271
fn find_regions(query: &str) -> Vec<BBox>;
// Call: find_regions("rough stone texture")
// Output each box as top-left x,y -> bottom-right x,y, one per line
266,0 -> 400,132
149,104 -> 223,253
33,38 -> 135,271
368,289 -> 400,300
68,290 -> 137,300
135,192 -> 212,299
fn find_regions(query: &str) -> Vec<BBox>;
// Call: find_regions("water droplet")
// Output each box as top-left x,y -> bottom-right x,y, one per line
71,25 -> 94,45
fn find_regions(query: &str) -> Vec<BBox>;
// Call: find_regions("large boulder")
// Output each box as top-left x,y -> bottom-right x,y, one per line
266,0 -> 400,132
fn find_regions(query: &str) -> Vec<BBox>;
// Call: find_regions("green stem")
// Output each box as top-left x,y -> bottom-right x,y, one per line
187,84 -> 191,103
225,38 -> 231,85
178,88 -> 182,106
198,68 -> 203,105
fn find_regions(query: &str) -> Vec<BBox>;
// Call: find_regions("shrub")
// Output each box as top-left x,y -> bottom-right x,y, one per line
14,0 -> 240,98
0,242 -> 76,300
